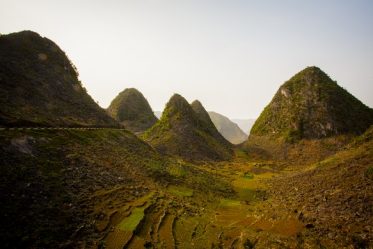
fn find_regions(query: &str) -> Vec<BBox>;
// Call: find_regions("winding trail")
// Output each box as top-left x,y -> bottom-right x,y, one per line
0,127 -> 126,131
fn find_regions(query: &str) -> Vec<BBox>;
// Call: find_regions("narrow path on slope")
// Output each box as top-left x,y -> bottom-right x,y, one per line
0,127 -> 126,131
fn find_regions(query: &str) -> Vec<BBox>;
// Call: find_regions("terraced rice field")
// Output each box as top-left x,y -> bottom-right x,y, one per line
95,162 -> 306,248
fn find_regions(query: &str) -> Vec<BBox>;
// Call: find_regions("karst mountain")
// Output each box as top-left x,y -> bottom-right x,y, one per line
250,66 -> 373,142
0,31 -> 117,127
143,94 -> 232,162
107,88 -> 157,133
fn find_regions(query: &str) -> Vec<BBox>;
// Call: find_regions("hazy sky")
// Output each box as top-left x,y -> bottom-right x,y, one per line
1,0 -> 372,118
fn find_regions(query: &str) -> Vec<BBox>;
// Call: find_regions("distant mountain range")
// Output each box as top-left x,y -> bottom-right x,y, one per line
154,110 -> 250,144
231,118 -> 256,134
208,112 -> 248,144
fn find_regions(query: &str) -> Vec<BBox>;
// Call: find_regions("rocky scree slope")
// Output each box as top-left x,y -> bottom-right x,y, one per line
266,126 -> 373,248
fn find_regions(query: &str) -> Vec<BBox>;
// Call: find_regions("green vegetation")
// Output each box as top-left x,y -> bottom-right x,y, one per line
0,128 -> 235,248
250,66 -> 373,141
219,198 -> 241,207
0,129 -> 165,248
118,207 -> 146,231
167,163 -> 187,177
1,123 -> 372,249
142,94 -> 233,162
365,166 -> 373,180
243,172 -> 254,179
107,88 -> 158,133
0,31 -> 118,127
1,31 -> 372,248
238,188 -> 266,202
168,185 -> 194,197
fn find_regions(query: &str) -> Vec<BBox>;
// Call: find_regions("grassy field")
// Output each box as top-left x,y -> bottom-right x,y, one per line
118,207 -> 146,231
167,185 -> 194,197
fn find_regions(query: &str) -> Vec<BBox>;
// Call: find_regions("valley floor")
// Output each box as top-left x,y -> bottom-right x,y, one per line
1,129 -> 372,249
100,160 -> 372,249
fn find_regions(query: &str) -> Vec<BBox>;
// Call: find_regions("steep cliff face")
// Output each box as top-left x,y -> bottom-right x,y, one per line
251,66 -> 373,142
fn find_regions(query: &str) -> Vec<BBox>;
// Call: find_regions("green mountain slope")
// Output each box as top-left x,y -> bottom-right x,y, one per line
143,94 -> 232,162
251,66 -> 373,142
208,111 -> 248,144
107,88 -> 157,133
0,31 -> 117,127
